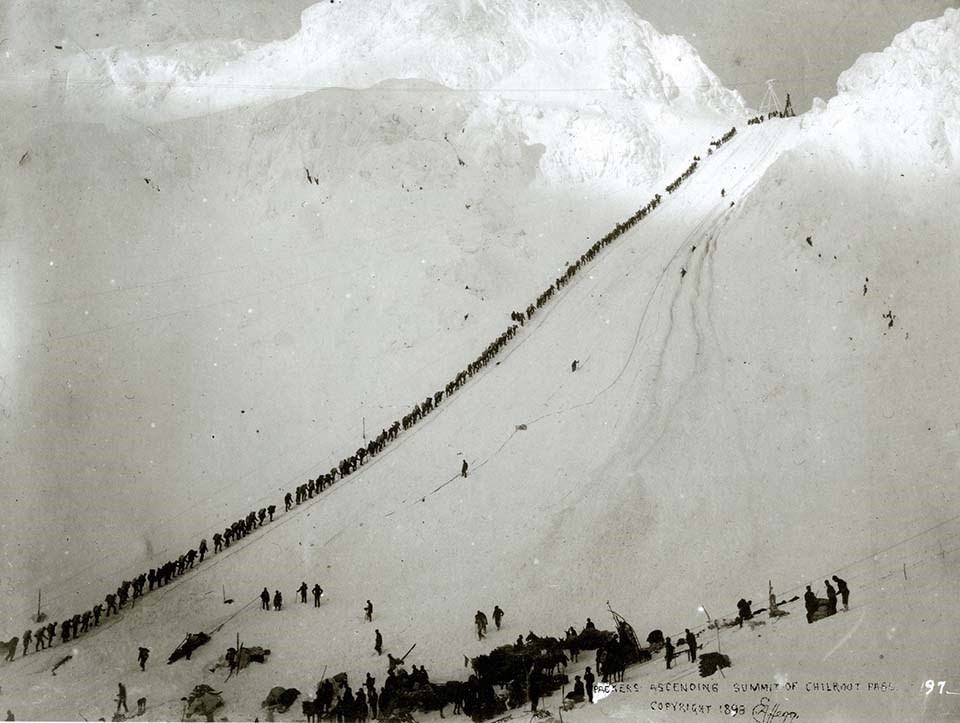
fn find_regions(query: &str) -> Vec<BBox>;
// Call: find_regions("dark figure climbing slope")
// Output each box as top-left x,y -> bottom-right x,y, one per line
461,459 -> 469,478
137,647 -> 149,671
475,610 -> 487,640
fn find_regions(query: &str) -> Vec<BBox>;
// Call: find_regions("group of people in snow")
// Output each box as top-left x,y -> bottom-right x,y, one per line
709,126 -> 738,149
804,576 -> 850,623
473,606 -> 505,640
5,511 -> 286,662
2,128 -> 732,667
307,663 -> 438,722
666,158 -> 701,194
259,583 -> 326,611
512,192 -> 665,328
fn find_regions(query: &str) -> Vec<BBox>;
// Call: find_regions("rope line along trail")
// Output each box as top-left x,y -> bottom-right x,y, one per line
4,123 -> 749,655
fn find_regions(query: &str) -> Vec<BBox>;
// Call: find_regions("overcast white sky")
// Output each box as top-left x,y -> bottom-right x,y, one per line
627,0 -> 956,109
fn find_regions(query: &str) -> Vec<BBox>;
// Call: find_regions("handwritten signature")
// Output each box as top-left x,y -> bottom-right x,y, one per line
752,696 -> 799,723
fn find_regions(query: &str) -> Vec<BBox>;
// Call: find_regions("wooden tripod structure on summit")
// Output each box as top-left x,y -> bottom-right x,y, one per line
759,79 -> 783,117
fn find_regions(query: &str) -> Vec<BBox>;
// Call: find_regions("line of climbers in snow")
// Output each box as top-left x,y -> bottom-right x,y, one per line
0,126 -> 742,663
665,127 -> 736,194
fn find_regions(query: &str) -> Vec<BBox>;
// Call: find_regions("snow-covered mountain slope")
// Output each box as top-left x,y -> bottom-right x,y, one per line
2,0 -> 744,622
0,84 -> 642,622
3,6 -> 960,722
3,110 -> 959,720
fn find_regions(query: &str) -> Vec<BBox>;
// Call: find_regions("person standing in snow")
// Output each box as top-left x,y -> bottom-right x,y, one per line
492,605 -> 504,630
474,610 -> 488,640
260,587 -> 271,611
313,584 -> 324,607
832,575 -> 850,611
298,581 -> 308,603
584,667 -> 595,704
116,682 -> 129,714
461,459 -> 469,478
527,666 -> 542,712
824,579 -> 838,615
21,631 -> 30,657
804,585 -> 817,624
365,600 -> 374,622
685,629 -> 697,662
137,647 -> 150,671
374,629 -> 383,656
198,538 -> 208,562
664,637 -> 675,669
571,360 -> 579,372
273,590 -> 283,611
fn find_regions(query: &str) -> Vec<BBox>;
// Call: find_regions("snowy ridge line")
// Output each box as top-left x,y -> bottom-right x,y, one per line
20,77 -> 740,94
1,126 -> 740,656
